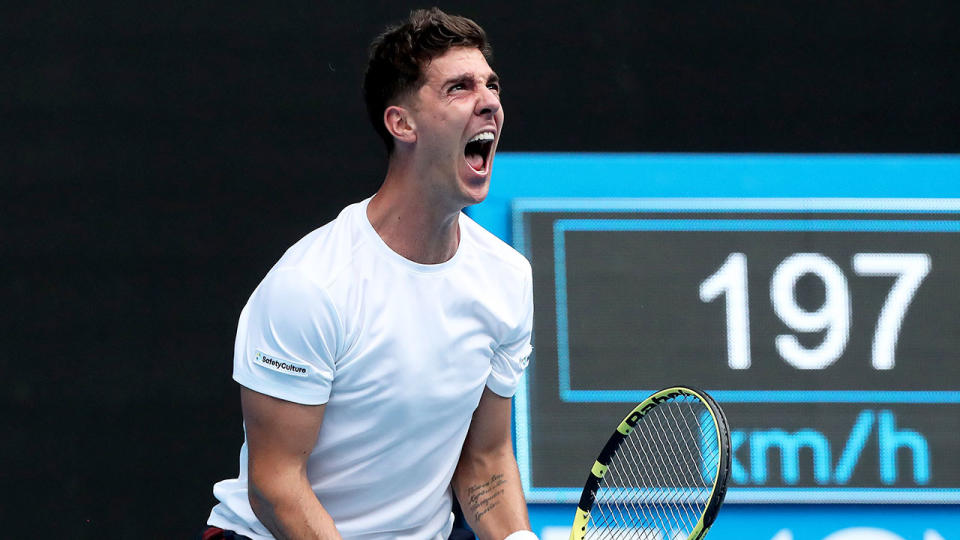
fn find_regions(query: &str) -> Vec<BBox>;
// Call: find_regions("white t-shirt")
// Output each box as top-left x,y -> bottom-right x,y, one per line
207,198 -> 533,539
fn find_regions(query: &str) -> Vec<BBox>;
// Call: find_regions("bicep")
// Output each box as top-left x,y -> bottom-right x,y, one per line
462,387 -> 513,456
242,386 -> 326,483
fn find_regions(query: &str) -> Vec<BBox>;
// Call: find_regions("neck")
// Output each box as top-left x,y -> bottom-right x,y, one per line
366,158 -> 463,265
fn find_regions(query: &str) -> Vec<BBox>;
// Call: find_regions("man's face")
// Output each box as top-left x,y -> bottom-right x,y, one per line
406,46 -> 504,206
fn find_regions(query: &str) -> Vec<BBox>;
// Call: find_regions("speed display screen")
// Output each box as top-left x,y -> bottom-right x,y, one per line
512,199 -> 960,503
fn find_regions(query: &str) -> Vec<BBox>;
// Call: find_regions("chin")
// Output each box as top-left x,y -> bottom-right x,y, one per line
457,162 -> 492,206
459,180 -> 490,207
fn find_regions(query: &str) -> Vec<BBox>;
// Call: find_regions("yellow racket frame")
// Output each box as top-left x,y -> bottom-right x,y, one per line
569,386 -> 730,540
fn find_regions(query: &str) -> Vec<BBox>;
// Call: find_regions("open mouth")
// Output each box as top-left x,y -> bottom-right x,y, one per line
464,131 -> 495,173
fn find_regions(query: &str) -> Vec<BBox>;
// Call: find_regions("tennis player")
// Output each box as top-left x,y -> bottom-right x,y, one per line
202,8 -> 537,540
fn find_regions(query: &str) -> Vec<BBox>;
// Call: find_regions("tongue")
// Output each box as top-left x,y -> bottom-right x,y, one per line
466,153 -> 484,171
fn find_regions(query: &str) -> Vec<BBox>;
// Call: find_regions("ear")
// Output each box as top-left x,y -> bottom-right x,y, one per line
383,105 -> 416,145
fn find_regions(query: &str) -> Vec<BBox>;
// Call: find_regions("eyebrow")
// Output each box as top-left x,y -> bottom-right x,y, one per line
442,72 -> 501,88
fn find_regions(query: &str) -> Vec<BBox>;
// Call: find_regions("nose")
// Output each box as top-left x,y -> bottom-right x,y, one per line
475,85 -> 501,117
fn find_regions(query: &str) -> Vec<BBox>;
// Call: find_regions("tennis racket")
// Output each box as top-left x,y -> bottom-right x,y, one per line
569,385 -> 731,540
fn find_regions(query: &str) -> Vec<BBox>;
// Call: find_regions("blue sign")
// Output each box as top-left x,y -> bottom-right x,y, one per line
468,154 -> 960,510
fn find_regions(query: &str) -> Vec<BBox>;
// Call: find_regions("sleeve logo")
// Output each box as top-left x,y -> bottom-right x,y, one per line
253,350 -> 309,378
519,345 -> 533,369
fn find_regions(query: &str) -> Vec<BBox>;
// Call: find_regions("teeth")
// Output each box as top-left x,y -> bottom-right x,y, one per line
468,132 -> 495,143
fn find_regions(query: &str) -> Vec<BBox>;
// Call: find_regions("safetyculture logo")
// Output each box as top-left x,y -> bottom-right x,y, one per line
254,350 -> 308,378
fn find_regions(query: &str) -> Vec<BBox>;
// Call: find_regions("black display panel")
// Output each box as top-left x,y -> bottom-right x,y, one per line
513,200 -> 960,503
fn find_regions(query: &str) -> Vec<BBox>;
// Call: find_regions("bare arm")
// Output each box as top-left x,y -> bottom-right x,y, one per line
452,387 -> 531,540
242,386 -> 343,540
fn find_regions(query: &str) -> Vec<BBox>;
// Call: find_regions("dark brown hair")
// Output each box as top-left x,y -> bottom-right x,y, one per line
363,7 -> 492,153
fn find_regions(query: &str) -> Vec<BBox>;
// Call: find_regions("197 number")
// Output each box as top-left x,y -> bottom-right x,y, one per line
699,253 -> 930,370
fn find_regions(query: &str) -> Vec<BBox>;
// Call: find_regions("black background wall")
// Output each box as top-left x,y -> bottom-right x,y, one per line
4,1 -> 958,537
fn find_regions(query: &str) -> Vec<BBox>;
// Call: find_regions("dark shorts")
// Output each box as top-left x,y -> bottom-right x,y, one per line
200,526 -> 475,540
199,527 -> 252,540
200,498 -> 475,539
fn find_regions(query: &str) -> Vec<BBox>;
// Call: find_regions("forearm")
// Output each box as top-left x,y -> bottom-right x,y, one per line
249,476 -> 342,540
452,446 -> 530,540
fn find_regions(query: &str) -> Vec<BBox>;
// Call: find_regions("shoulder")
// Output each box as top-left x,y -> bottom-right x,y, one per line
270,200 -> 371,290
243,215 -> 356,354
460,212 -> 531,280
246,200 -> 371,326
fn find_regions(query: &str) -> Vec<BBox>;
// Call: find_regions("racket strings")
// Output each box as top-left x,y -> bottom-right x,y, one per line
627,423 -> 686,529
585,396 -> 721,539
633,409 -> 701,533
591,418 -> 703,538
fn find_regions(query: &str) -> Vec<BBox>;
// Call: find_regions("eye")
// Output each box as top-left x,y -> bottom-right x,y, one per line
448,83 -> 465,93
487,82 -> 501,94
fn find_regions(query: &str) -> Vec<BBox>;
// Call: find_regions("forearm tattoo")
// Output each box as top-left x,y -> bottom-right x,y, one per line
466,473 -> 507,522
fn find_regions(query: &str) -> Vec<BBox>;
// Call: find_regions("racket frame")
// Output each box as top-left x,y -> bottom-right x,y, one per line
569,385 -> 731,540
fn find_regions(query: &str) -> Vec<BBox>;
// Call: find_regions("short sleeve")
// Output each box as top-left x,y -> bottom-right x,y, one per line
486,268 -> 534,397
232,267 -> 342,405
